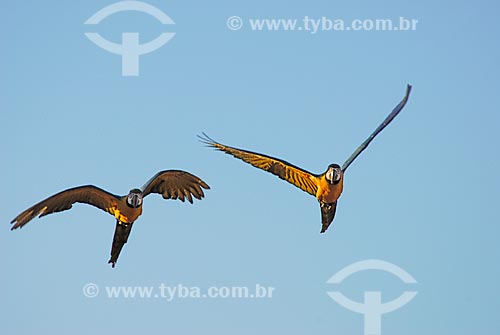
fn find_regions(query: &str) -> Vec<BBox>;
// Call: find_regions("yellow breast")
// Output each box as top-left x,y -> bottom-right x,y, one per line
316,175 -> 343,203
113,209 -> 129,223
109,206 -> 142,223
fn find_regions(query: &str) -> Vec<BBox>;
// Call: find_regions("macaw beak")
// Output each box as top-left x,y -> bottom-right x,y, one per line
131,194 -> 142,207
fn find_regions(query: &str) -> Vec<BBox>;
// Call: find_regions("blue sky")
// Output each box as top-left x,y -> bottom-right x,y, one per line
1,1 -> 499,334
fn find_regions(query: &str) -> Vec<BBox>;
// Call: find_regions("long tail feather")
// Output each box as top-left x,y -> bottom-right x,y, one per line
320,201 -> 337,233
108,221 -> 134,268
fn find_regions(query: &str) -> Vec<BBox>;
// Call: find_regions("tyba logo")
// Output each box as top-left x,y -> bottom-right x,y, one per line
326,259 -> 417,335
84,1 -> 175,76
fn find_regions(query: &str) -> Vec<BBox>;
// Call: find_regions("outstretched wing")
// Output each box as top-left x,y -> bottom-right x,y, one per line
141,170 -> 210,203
342,84 -> 412,172
199,133 -> 320,197
11,185 -> 121,230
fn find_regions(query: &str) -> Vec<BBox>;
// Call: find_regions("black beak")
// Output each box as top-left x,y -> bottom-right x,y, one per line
132,194 -> 141,207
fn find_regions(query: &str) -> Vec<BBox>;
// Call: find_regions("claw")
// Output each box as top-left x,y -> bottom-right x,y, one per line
108,259 -> 116,268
